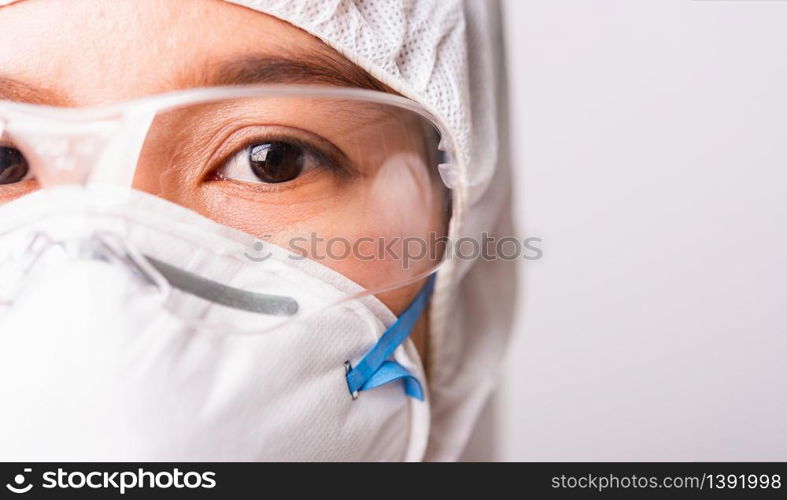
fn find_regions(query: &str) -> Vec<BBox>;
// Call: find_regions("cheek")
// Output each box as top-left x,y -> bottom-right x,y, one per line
0,182 -> 38,205
151,179 -> 446,316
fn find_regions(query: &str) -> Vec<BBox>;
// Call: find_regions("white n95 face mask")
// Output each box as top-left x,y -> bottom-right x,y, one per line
0,187 -> 432,461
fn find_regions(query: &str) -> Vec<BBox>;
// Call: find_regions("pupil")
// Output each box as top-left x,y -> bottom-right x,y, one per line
248,142 -> 304,183
0,146 -> 29,185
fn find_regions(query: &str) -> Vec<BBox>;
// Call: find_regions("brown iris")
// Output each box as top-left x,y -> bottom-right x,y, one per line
248,142 -> 305,183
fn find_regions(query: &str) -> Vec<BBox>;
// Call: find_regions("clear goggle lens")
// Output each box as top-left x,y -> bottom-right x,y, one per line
0,87 -> 454,331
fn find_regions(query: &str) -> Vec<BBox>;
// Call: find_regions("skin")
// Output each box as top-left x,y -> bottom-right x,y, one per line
0,0 -> 447,359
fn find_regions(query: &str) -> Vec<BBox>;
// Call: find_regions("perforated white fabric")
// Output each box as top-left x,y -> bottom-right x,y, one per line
0,0 -> 516,461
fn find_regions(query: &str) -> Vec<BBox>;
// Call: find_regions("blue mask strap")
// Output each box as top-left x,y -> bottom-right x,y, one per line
345,274 -> 436,401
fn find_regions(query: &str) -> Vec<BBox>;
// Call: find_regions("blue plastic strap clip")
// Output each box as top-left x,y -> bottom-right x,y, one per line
344,274 -> 436,401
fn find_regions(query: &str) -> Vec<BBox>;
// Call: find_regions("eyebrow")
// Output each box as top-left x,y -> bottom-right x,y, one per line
0,53 -> 389,105
0,76 -> 70,105
205,54 -> 389,92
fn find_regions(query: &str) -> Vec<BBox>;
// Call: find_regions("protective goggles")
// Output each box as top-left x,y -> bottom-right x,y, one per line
0,85 -> 457,331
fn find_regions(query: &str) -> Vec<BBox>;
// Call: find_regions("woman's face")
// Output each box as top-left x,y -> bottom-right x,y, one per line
0,0 -> 447,320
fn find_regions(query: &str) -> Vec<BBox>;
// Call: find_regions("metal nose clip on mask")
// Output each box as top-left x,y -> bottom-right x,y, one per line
0,85 -> 455,461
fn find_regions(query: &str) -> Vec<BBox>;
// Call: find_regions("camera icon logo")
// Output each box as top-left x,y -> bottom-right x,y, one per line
5,468 -> 33,494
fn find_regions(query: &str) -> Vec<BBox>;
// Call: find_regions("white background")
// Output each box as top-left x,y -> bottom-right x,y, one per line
497,0 -> 787,460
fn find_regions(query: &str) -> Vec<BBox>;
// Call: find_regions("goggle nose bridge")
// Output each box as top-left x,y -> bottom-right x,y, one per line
1,109 -> 156,188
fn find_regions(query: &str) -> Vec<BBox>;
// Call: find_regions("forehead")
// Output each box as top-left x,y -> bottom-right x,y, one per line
0,0 -> 375,105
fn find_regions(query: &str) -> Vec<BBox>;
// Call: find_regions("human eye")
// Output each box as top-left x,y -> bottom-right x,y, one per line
0,144 -> 32,185
213,136 -> 342,186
